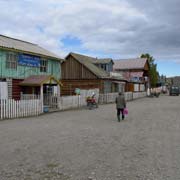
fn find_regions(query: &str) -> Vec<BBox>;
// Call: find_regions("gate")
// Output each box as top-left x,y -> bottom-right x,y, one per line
43,94 -> 58,109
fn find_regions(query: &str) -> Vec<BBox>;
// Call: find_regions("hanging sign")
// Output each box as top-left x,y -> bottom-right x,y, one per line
18,54 -> 40,67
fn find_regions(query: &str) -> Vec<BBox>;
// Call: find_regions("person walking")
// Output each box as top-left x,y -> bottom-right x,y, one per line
115,92 -> 126,122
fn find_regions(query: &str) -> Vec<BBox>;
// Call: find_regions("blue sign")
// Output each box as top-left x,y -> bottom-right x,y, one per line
18,54 -> 40,67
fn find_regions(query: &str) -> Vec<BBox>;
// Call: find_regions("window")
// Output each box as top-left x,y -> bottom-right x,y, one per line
100,64 -> 107,71
6,52 -> 17,69
40,59 -> 48,72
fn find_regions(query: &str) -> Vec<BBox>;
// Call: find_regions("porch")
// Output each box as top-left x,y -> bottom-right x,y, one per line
20,75 -> 62,111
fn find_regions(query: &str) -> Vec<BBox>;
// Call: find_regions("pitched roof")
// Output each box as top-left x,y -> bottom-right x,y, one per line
130,72 -> 144,77
0,35 -> 63,60
94,58 -> 114,64
20,75 -> 62,86
113,58 -> 147,70
67,52 -> 110,78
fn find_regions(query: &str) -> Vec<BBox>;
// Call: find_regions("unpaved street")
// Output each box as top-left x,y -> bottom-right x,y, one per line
0,95 -> 180,180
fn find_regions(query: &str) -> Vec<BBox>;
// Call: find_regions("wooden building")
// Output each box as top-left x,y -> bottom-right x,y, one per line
61,52 -> 126,95
113,58 -> 150,92
0,35 -> 63,100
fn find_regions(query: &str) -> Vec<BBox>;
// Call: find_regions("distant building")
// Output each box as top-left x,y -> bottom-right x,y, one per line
61,52 -> 126,95
172,76 -> 180,87
113,58 -> 150,92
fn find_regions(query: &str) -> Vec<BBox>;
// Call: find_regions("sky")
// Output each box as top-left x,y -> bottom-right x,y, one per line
0,0 -> 180,77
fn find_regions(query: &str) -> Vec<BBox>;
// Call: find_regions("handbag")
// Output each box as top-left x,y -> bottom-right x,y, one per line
123,108 -> 128,115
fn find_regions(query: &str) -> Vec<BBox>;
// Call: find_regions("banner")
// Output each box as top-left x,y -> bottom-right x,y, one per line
18,54 -> 40,67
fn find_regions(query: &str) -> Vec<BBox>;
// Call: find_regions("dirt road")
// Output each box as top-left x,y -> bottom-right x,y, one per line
0,95 -> 180,180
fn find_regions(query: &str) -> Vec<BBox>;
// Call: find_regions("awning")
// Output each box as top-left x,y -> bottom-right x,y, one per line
19,75 -> 63,87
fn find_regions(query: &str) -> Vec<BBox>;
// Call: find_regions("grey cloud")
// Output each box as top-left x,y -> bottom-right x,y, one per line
0,0 -> 180,63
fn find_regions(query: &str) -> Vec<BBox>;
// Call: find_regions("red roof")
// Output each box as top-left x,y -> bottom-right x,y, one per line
113,58 -> 147,70
19,75 -> 64,87
130,72 -> 143,77
122,71 -> 144,81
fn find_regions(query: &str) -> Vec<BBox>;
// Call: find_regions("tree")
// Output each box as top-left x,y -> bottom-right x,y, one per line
140,53 -> 159,88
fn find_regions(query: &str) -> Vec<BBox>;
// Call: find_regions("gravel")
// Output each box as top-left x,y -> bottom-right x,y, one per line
0,95 -> 180,180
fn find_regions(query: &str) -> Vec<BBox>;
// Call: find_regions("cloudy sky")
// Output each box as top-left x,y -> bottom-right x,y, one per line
0,0 -> 180,77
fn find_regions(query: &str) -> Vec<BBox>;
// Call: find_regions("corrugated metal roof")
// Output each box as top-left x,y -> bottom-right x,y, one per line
68,52 -> 110,78
20,75 -> 62,86
20,75 -> 50,86
113,58 -> 147,70
0,35 -> 63,60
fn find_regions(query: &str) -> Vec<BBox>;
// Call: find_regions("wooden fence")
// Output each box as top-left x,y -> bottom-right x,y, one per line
99,92 -> 119,104
0,99 -> 43,120
0,91 -> 147,120
133,92 -> 147,99
59,95 -> 87,110
99,91 -> 146,104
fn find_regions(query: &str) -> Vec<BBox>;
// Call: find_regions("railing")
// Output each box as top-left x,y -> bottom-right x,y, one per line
0,98 -> 43,120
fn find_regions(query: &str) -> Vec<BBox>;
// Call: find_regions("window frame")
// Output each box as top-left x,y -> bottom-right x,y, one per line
6,52 -> 17,69
40,59 -> 48,72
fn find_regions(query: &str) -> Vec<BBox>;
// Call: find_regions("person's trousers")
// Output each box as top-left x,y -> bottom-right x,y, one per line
117,108 -> 124,120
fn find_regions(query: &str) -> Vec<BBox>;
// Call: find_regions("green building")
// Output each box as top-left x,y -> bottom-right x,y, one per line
0,35 -> 63,100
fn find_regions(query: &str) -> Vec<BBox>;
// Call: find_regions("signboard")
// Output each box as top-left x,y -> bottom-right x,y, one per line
75,88 -> 81,95
18,54 -> 40,67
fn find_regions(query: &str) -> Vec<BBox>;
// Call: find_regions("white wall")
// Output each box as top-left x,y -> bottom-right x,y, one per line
0,81 -> 8,99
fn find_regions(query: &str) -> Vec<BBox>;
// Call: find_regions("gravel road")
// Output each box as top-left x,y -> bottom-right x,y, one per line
0,95 -> 180,180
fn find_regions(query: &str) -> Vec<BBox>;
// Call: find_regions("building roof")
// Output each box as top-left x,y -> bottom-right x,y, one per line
67,52 -> 110,78
0,35 -> 63,61
130,71 -> 144,77
113,58 -> 147,70
94,58 -> 114,64
20,75 -> 62,86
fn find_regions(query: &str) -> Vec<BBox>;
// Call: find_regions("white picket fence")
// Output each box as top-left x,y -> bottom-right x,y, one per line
0,99 -> 43,120
99,91 -> 147,104
133,92 -> 147,99
99,92 -> 118,104
0,91 -> 147,120
125,92 -> 133,101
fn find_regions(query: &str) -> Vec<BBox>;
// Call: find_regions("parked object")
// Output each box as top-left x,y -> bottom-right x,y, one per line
162,86 -> 167,94
169,86 -> 179,96
86,96 -> 98,110
149,88 -> 160,98
43,106 -> 49,113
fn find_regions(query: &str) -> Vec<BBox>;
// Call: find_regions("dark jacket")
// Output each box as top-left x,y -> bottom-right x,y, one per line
116,94 -> 126,109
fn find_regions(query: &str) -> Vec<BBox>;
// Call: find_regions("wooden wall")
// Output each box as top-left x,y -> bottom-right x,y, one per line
12,79 -> 23,100
0,49 -> 61,80
125,82 -> 134,92
61,79 -> 104,96
62,56 -> 97,80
